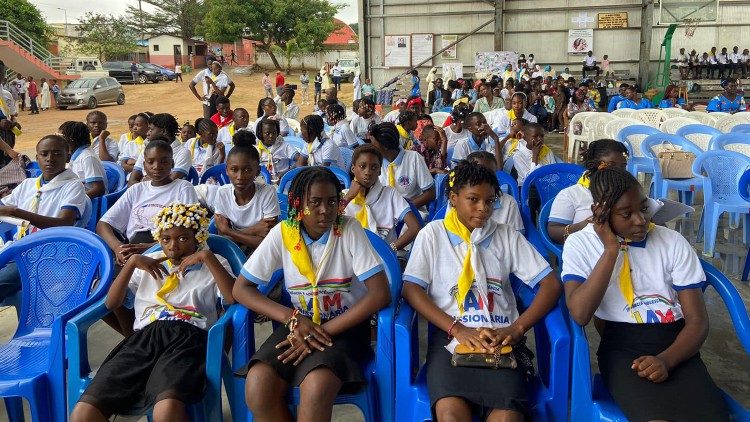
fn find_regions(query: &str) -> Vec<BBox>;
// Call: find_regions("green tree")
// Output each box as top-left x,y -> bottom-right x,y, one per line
0,0 -> 51,47
126,0 -> 204,40
271,39 -> 303,73
202,0 -> 341,70
75,13 -> 139,61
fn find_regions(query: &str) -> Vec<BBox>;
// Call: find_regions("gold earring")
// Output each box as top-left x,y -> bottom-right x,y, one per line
303,207 -> 311,215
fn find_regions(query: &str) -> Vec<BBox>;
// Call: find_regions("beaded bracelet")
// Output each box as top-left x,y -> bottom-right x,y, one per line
563,224 -> 572,240
447,318 -> 459,339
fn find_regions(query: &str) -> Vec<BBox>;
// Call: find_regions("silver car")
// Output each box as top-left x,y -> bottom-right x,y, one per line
57,77 -> 125,109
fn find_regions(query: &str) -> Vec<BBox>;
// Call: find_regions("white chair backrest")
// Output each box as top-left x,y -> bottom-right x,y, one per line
734,112 -> 750,122
660,117 -> 700,134
634,109 -> 667,128
659,107 -> 689,119
568,111 -> 598,136
430,111 -> 450,127
611,108 -> 636,118
286,118 -> 301,135
715,115 -> 746,133
605,118 -> 643,140
585,114 -> 617,142
687,111 -> 717,127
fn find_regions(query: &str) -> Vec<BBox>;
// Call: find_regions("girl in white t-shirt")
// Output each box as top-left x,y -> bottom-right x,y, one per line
402,161 -> 561,421
256,118 -> 299,181
349,97 -> 381,139
213,145 -> 280,254
547,139 -> 628,244
343,144 -> 421,250
186,118 -> 225,176
296,114 -> 344,169
234,167 -> 390,422
59,121 -> 106,198
118,114 -> 137,164
121,113 -> 150,173
445,106 -> 470,149
562,167 -> 729,422
255,97 -> 290,136
327,104 -> 357,149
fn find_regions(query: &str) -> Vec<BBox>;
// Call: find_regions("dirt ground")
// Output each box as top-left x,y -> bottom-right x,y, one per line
11,68 -> 356,156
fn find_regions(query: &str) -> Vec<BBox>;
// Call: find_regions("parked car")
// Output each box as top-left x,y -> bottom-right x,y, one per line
337,58 -> 360,82
142,63 -> 176,81
64,57 -> 109,78
102,61 -> 161,84
57,77 -> 125,109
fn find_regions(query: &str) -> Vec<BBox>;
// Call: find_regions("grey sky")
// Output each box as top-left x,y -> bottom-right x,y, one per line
32,0 -> 358,25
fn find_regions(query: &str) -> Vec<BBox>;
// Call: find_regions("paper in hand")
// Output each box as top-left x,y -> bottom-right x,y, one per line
646,198 -> 695,225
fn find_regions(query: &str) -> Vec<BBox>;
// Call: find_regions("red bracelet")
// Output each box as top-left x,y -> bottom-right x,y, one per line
447,319 -> 459,339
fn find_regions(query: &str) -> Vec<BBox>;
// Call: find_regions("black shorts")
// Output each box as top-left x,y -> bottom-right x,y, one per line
598,320 -> 730,422
79,320 -> 208,416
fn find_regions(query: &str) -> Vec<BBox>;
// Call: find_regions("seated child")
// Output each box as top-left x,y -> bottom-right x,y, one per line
255,97 -> 290,136
118,114 -> 136,162
217,107 -> 250,147
445,105 -> 470,149
213,145 -> 280,254
256,117 -> 299,181
0,134 -> 89,303
402,161 -> 561,421
344,144 -> 421,251
562,167 -> 729,422
328,104 -> 358,149
495,117 -> 527,167
71,203 -> 235,422
235,167 -> 390,422
369,122 -> 435,217
86,110 -> 119,162
59,121 -> 107,198
451,112 -> 498,166
275,87 -> 300,120
129,113 -> 193,186
349,97 -> 381,139
186,118 -> 225,176
511,122 -> 554,187
120,113 -> 149,173
396,110 -> 418,149
180,122 -> 196,144
297,114 -> 345,169
617,86 -> 654,110
313,98 -> 328,117
412,125 -> 448,175
210,95 -> 233,129
548,139 -> 628,244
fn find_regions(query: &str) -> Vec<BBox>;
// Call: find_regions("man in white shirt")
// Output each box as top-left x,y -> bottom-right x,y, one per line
717,47 -> 729,79
729,46 -> 743,78
676,47 -> 689,80
582,51 -> 600,79
332,61 -> 342,90
12,74 -> 26,112
174,63 -> 183,83
188,60 -> 235,119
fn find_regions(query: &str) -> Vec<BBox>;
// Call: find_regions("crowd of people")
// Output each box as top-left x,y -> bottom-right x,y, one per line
0,51 -> 739,422
7,73 -> 58,115
674,46 -> 750,79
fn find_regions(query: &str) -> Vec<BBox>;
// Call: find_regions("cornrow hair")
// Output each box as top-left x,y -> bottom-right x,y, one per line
351,144 -> 383,172
369,122 -> 400,151
86,110 -> 107,122
257,97 -> 275,118
151,202 -> 210,245
448,160 -> 500,199
582,139 -> 629,176
227,144 -> 260,163
144,138 -> 173,156
286,167 -> 345,236
451,104 -> 470,123
233,130 -> 257,147
150,113 -> 179,139
302,114 -> 325,143
326,104 -> 346,123
589,166 -> 641,220
398,110 -> 417,126
466,150 -> 495,165
58,121 -> 91,149
215,95 -> 231,106
195,117 -> 218,136
258,116 -> 281,136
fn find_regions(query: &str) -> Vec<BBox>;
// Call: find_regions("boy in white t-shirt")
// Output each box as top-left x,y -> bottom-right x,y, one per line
451,112 -> 498,165
121,113 -> 149,174
0,134 -> 89,303
86,110 -> 119,162
511,122 -> 555,186
129,113 -> 192,186
59,121 -> 107,198
217,108 -> 251,148
213,145 -> 280,254
297,114 -> 345,169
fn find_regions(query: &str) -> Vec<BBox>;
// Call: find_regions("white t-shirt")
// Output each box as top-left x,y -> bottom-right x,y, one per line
240,217 -> 385,321
129,250 -> 233,331
445,126 -> 470,149
332,66 -> 342,77
561,224 -> 705,324
584,55 -> 597,67
729,53 -> 742,64
91,136 -> 119,161
379,148 -> 434,208
99,179 -> 198,240
175,65 -> 182,74
300,138 -> 345,169
343,181 -> 411,244
350,114 -> 382,138
213,183 -> 280,230
331,120 -> 358,149
185,138 -> 223,175
549,183 -> 592,225
717,53 -> 729,64
192,69 -> 233,97
676,53 -> 689,66
451,135 -> 495,165
69,146 -> 107,191
258,138 -> 300,178
118,134 -> 135,161
404,219 -> 552,329
217,123 -> 250,146
134,140 -> 193,176
492,110 -> 538,135
512,139 -> 555,186
383,110 -> 401,123
254,115 -> 290,137
446,194 -> 523,232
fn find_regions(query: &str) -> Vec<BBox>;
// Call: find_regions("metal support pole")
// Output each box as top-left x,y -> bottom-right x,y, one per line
358,0 -> 369,79
494,0 -> 503,51
638,0 -> 655,90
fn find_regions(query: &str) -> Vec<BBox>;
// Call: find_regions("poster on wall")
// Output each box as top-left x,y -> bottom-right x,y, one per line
567,29 -> 594,54
442,63 -> 464,81
384,35 -> 410,67
410,33 -> 433,66
474,51 -> 519,75
441,35 -> 458,59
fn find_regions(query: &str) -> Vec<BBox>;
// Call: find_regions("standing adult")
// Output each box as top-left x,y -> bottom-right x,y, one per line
230,49 -> 238,65
189,59 -> 235,119
40,78 -> 50,111
274,71 -> 285,96
0,60 -> 21,166
352,71 -> 361,101
130,62 -> 139,83
300,70 -> 310,105
174,63 -> 183,83
12,74 -> 26,112
262,72 -> 273,98
51,80 -> 60,107
27,76 -> 39,115
582,51 -> 600,79
331,61 -> 342,90
314,72 -> 323,104
320,64 -> 331,92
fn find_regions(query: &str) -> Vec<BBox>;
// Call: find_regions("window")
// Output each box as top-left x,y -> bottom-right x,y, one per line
153,44 -> 160,52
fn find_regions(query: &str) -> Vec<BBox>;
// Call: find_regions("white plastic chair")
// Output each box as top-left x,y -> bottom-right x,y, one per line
660,117 -> 700,134
567,111 -> 598,162
430,112 -> 450,128
659,107 -> 689,119
734,112 -> 750,122
634,109 -> 667,128
687,111 -> 718,127
715,115 -> 746,133
286,118 -> 301,136
611,108 -> 636,118
604,118 -> 643,139
584,113 -> 617,142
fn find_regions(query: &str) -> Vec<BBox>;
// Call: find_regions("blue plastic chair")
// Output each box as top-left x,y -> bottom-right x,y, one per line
738,169 -> 750,281
520,163 -> 584,256
730,123 -> 750,134
25,161 -> 41,178
394,200 -> 426,239
428,173 -> 448,221
569,259 -> 750,421
340,147 -> 353,171
97,186 -> 128,220
675,123 -> 722,151
102,161 -> 127,193
615,124 -> 661,177
538,199 -> 563,264
496,169 -> 520,205
66,235 -> 245,420
641,133 -> 703,203
277,166 -> 351,195
200,163 -> 231,185
446,147 -> 454,165
0,228 -> 114,422
691,150 -> 750,257
394,277 -> 571,421
708,132 -> 750,152
187,166 -> 200,185
232,230 -> 401,421
283,136 -> 306,152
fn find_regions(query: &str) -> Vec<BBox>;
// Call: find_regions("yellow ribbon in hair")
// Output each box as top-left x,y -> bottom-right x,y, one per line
352,190 -> 368,228
155,259 -> 180,311
577,174 -> 590,188
387,162 -> 396,187
17,177 -> 42,239
443,207 -> 474,314
280,223 -> 322,324
619,223 -> 655,314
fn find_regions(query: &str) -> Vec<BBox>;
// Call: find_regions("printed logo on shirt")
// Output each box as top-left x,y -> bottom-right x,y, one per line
626,294 -> 683,323
289,278 -> 353,320
398,175 -> 412,187
450,279 -> 512,326
142,304 -> 207,324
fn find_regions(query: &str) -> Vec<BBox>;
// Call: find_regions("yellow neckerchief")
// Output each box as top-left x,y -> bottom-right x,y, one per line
155,259 -> 180,311
386,160 -> 397,187
190,138 -> 210,159
619,223 -> 656,316
133,136 -> 145,154
352,187 -> 369,228
444,208 -> 475,314
508,138 -> 552,162
126,132 -> 133,142
396,124 -> 414,150
257,141 -> 275,174
307,139 -> 321,166
280,223 -> 331,324
0,95 -> 21,136
17,176 -> 43,239
228,122 -> 235,138
577,173 -> 590,188
508,109 -> 518,121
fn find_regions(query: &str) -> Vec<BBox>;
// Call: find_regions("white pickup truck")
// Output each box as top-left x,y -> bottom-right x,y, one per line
65,58 -> 110,79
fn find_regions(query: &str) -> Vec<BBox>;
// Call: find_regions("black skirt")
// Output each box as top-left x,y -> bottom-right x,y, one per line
239,320 -> 371,389
597,320 -> 730,422
425,335 -> 532,417
79,320 -> 208,417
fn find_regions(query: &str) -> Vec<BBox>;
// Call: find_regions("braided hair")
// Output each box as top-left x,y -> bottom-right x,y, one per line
233,130 -> 257,147
301,114 -> 325,144
150,113 -> 179,139
227,144 -> 260,163
451,104 -> 470,124
194,117 -> 218,139
286,167 -> 345,236
257,97 -> 275,118
369,122 -> 400,151
58,121 -> 91,150
447,160 -> 500,199
151,202 -> 210,245
582,139 -> 629,177
589,166 -> 641,219
326,104 -> 346,125
398,110 -> 417,126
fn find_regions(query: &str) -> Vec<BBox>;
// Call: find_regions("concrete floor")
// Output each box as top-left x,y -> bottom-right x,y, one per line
0,134 -> 748,421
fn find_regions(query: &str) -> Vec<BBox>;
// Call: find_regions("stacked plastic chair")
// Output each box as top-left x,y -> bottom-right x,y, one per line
660,116 -> 699,134
616,124 -> 661,177
675,124 -> 722,151
640,133 -> 703,204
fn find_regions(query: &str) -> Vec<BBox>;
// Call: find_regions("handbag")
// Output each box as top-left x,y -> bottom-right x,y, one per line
451,343 -> 517,369
0,155 -> 30,195
657,143 -> 696,179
